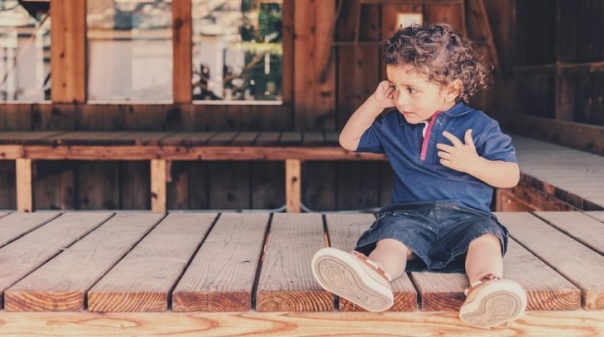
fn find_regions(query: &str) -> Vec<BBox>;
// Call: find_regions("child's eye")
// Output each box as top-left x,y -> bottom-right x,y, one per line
408,88 -> 417,94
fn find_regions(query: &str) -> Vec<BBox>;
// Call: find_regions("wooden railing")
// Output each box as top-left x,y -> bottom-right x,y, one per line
0,131 -> 385,213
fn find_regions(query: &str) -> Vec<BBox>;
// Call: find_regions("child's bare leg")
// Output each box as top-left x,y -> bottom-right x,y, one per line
465,234 -> 503,283
368,238 -> 413,281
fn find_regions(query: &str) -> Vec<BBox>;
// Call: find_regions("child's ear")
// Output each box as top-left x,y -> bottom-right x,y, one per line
444,80 -> 463,102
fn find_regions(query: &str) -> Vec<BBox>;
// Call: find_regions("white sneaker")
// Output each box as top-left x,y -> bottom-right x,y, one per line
311,247 -> 394,312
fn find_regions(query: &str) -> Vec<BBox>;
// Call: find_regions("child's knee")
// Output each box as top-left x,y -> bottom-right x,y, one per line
473,233 -> 500,245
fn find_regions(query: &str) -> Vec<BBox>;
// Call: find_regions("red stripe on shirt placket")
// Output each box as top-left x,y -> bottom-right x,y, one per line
420,111 -> 441,161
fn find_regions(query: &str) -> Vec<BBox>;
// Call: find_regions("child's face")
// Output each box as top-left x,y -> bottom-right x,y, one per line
386,65 -> 456,124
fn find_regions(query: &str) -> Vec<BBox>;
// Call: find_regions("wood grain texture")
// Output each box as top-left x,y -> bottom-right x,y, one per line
256,213 -> 332,312
498,212 -> 604,310
172,213 -> 268,312
87,213 -> 217,312
50,0 -> 86,103
0,311 -> 602,336
535,211 -> 604,254
4,213 -> 158,312
325,213 -> 418,312
0,213 -> 109,308
0,212 -> 60,248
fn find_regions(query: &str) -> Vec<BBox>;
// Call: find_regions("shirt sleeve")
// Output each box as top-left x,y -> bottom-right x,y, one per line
475,120 -> 517,163
355,121 -> 385,154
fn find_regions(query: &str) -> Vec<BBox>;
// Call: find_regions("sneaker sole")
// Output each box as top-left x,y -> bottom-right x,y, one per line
311,248 -> 393,312
459,280 -> 527,329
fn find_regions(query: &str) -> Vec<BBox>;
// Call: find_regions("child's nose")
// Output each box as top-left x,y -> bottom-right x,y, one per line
396,91 -> 409,107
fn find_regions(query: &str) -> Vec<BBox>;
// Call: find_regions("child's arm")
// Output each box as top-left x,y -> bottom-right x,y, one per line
339,81 -> 395,151
436,130 -> 520,188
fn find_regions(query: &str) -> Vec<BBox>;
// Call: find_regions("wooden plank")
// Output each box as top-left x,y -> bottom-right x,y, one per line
50,0 -> 86,103
508,116 -> 604,156
157,132 -> 197,146
324,131 -> 339,146
172,0 -> 192,103
87,213 -> 217,312
285,160 -> 301,213
181,132 -> 217,146
279,131 -> 303,146
208,162 -> 250,209
76,161 -> 118,210
302,132 -> 326,146
534,211 -> 604,254
0,212 -> 60,248
411,237 -> 581,311
207,132 -> 240,146
256,213 -> 332,311
513,135 -> 604,209
498,212 -> 604,310
254,131 -> 281,146
587,211 -> 604,223
409,272 -> 467,311
4,212 -> 158,312
15,159 -> 32,212
49,132 -> 135,146
325,213 -> 417,311
116,132 -> 174,146
173,213 -> 268,312
502,240 -> 580,311
0,131 -> 64,145
281,0 -> 294,104
0,212 -> 108,308
0,310 -> 603,336
232,132 -> 260,146
151,159 -> 167,213
3,145 -> 387,161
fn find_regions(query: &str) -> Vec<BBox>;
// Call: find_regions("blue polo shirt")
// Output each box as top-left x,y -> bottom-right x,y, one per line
357,102 -> 517,212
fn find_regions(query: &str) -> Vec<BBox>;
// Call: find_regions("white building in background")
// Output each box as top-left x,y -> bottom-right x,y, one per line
0,1 -> 49,102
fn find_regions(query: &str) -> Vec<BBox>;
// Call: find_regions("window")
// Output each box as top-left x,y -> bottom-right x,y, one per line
87,0 -> 173,102
192,0 -> 283,104
0,0 -> 50,102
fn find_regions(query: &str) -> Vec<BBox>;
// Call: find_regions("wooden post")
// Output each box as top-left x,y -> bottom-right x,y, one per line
150,159 -> 167,213
16,159 -> 33,212
50,0 -> 87,103
286,160 -> 301,213
172,0 -> 192,103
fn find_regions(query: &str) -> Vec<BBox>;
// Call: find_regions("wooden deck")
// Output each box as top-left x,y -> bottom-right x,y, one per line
508,135 -> 604,211
0,211 -> 602,335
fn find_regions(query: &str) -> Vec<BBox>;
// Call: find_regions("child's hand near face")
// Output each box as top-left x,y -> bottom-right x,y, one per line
436,130 -> 480,173
372,81 -> 396,109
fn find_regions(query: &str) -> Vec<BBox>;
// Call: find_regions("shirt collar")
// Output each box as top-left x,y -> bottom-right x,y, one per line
441,101 -> 473,117
397,101 -> 473,126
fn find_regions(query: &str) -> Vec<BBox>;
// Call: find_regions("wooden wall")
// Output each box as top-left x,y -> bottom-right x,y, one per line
3,0 -> 600,211
506,0 -> 604,154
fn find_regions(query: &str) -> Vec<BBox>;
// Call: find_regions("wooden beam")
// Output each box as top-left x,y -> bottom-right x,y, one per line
0,146 -> 386,161
50,0 -> 86,103
505,114 -> 604,156
172,0 -> 192,103
0,311 -> 603,336
285,159 -> 301,213
15,159 -> 33,212
150,159 -> 167,213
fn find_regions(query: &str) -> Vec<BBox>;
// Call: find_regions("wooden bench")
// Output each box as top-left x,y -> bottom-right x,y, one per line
0,211 -> 602,335
498,135 -> 604,212
2,131 -> 604,213
0,131 -> 384,213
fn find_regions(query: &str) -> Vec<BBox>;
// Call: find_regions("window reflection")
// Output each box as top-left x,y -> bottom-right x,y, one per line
192,0 -> 283,104
0,0 -> 50,102
87,0 -> 173,102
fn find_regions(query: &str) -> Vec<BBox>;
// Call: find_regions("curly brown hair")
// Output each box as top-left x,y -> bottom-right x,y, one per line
383,23 -> 491,102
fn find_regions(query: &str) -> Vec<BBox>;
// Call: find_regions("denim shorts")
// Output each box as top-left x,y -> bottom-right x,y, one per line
355,201 -> 509,273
